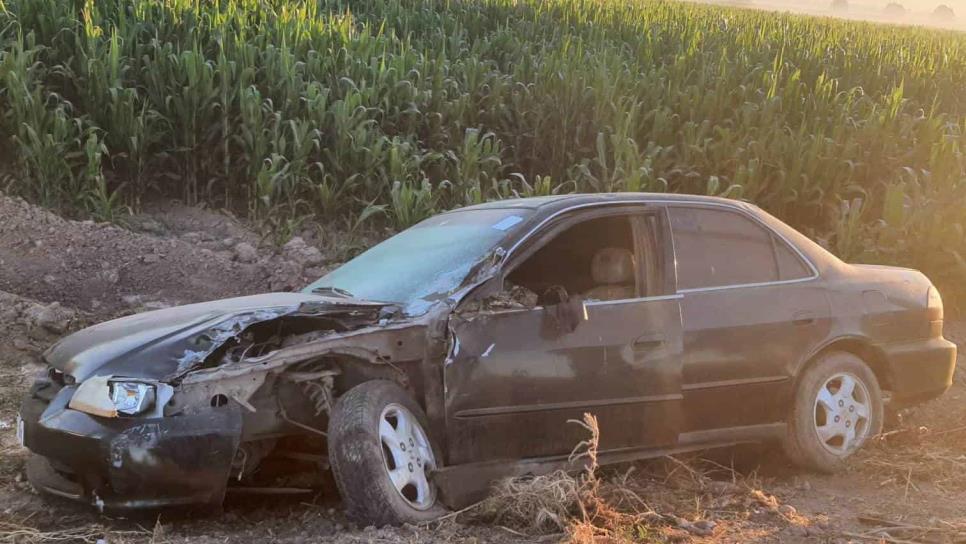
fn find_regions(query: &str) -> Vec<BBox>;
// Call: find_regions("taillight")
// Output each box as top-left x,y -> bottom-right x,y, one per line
927,286 -> 944,337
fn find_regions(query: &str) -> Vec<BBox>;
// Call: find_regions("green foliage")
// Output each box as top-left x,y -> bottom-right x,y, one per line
0,0 -> 963,304
389,178 -> 435,229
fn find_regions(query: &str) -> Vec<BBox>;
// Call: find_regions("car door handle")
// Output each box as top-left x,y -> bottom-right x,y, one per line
634,333 -> 665,350
793,311 -> 816,326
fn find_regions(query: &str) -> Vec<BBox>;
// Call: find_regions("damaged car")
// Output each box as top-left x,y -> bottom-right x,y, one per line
18,193 -> 957,525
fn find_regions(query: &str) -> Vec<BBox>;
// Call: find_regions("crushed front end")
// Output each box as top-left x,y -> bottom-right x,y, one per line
20,369 -> 242,510
18,292 -> 442,512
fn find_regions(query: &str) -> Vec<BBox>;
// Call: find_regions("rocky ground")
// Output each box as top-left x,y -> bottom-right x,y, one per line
1,193 -> 965,543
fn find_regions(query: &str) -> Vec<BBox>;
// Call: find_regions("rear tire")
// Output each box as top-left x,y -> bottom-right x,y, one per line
784,352 -> 883,472
327,380 -> 446,525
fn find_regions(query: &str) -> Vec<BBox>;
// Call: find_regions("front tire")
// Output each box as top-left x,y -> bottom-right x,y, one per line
784,352 -> 883,472
327,380 -> 446,525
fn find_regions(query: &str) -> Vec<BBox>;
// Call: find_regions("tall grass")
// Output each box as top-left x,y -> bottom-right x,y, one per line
0,0 -> 963,303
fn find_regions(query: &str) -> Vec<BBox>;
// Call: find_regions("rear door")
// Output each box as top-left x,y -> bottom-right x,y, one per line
443,207 -> 684,466
668,204 -> 832,433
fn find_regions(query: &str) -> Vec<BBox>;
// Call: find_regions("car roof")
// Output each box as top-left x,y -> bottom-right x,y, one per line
446,192 -> 839,275
452,192 -> 755,216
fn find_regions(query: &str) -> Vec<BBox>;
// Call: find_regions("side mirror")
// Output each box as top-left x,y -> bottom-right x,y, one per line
540,286 -> 584,337
538,285 -> 570,306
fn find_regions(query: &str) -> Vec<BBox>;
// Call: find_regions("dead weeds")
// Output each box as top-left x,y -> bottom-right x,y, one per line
0,520 -> 149,544
857,379 -> 966,496
459,414 -> 813,543
471,470 -> 580,535
843,514 -> 966,543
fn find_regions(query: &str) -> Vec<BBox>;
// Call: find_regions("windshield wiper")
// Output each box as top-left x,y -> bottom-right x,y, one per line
310,286 -> 356,299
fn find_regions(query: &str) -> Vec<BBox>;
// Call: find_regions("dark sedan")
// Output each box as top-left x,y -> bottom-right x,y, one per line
19,193 -> 956,525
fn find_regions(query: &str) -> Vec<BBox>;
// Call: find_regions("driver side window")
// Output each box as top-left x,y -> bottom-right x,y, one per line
506,214 -> 639,303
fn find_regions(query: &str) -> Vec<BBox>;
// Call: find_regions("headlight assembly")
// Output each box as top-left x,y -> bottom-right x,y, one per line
110,382 -> 156,415
69,375 -> 158,417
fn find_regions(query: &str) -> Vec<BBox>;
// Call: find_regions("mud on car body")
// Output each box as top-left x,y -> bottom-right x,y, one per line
19,193 -> 957,525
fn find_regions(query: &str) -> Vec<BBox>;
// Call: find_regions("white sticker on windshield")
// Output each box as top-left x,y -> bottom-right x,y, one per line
491,215 -> 523,231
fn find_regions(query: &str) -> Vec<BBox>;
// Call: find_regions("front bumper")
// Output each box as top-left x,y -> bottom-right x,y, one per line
20,379 -> 242,510
883,337 -> 958,406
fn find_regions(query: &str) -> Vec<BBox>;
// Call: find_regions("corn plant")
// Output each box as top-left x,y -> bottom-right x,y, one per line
389,178 -> 436,229
0,0 -> 963,304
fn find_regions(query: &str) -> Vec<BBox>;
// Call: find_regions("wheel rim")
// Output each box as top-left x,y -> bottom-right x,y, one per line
813,372 -> 872,456
378,404 -> 437,510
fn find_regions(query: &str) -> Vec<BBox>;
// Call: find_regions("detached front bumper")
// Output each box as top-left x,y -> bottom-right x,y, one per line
20,380 -> 242,511
883,337 -> 958,406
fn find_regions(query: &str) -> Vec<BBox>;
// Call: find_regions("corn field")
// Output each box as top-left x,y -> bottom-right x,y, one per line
0,0 -> 963,304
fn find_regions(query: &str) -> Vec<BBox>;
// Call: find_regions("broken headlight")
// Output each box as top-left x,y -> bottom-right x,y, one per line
69,376 -> 157,417
109,382 -> 156,415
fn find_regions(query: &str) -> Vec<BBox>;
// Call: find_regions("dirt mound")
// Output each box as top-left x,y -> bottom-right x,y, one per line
0,194 -> 331,318
0,289 -> 86,482
129,200 -> 260,245
0,290 -> 85,358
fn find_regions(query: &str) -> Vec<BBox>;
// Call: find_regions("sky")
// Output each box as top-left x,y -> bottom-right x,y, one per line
707,0 -> 966,30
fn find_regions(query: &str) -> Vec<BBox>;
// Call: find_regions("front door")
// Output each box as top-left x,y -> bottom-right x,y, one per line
443,209 -> 684,466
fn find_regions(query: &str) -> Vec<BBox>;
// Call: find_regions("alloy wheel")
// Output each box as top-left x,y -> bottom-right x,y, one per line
378,403 -> 437,510
813,372 -> 872,455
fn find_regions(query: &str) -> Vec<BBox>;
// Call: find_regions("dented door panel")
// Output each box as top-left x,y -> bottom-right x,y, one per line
444,296 -> 683,465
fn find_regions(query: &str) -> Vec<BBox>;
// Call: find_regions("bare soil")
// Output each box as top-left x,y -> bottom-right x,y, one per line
1,195 -> 964,543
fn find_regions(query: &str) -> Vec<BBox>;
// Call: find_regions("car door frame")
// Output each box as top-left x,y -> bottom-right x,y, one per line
442,202 -> 686,466
500,204 -> 675,299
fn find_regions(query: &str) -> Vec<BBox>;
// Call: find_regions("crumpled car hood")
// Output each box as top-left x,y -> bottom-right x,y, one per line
45,292 -> 390,382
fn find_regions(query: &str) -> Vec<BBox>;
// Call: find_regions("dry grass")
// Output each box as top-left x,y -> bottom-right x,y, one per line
464,414 -> 646,539
859,428 -> 966,496
464,414 -> 810,542
0,520 -> 149,544
472,470 -> 581,535
566,414 -> 659,543
843,342 -> 966,543
856,331 -> 966,498
857,404 -> 966,504
0,521 -> 101,544
844,515 -> 966,543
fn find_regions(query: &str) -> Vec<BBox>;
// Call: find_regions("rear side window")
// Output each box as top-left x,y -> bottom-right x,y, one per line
774,237 -> 812,280
669,206 -> 810,289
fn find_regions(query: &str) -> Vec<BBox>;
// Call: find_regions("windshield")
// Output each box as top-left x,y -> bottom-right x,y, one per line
303,208 -> 533,314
